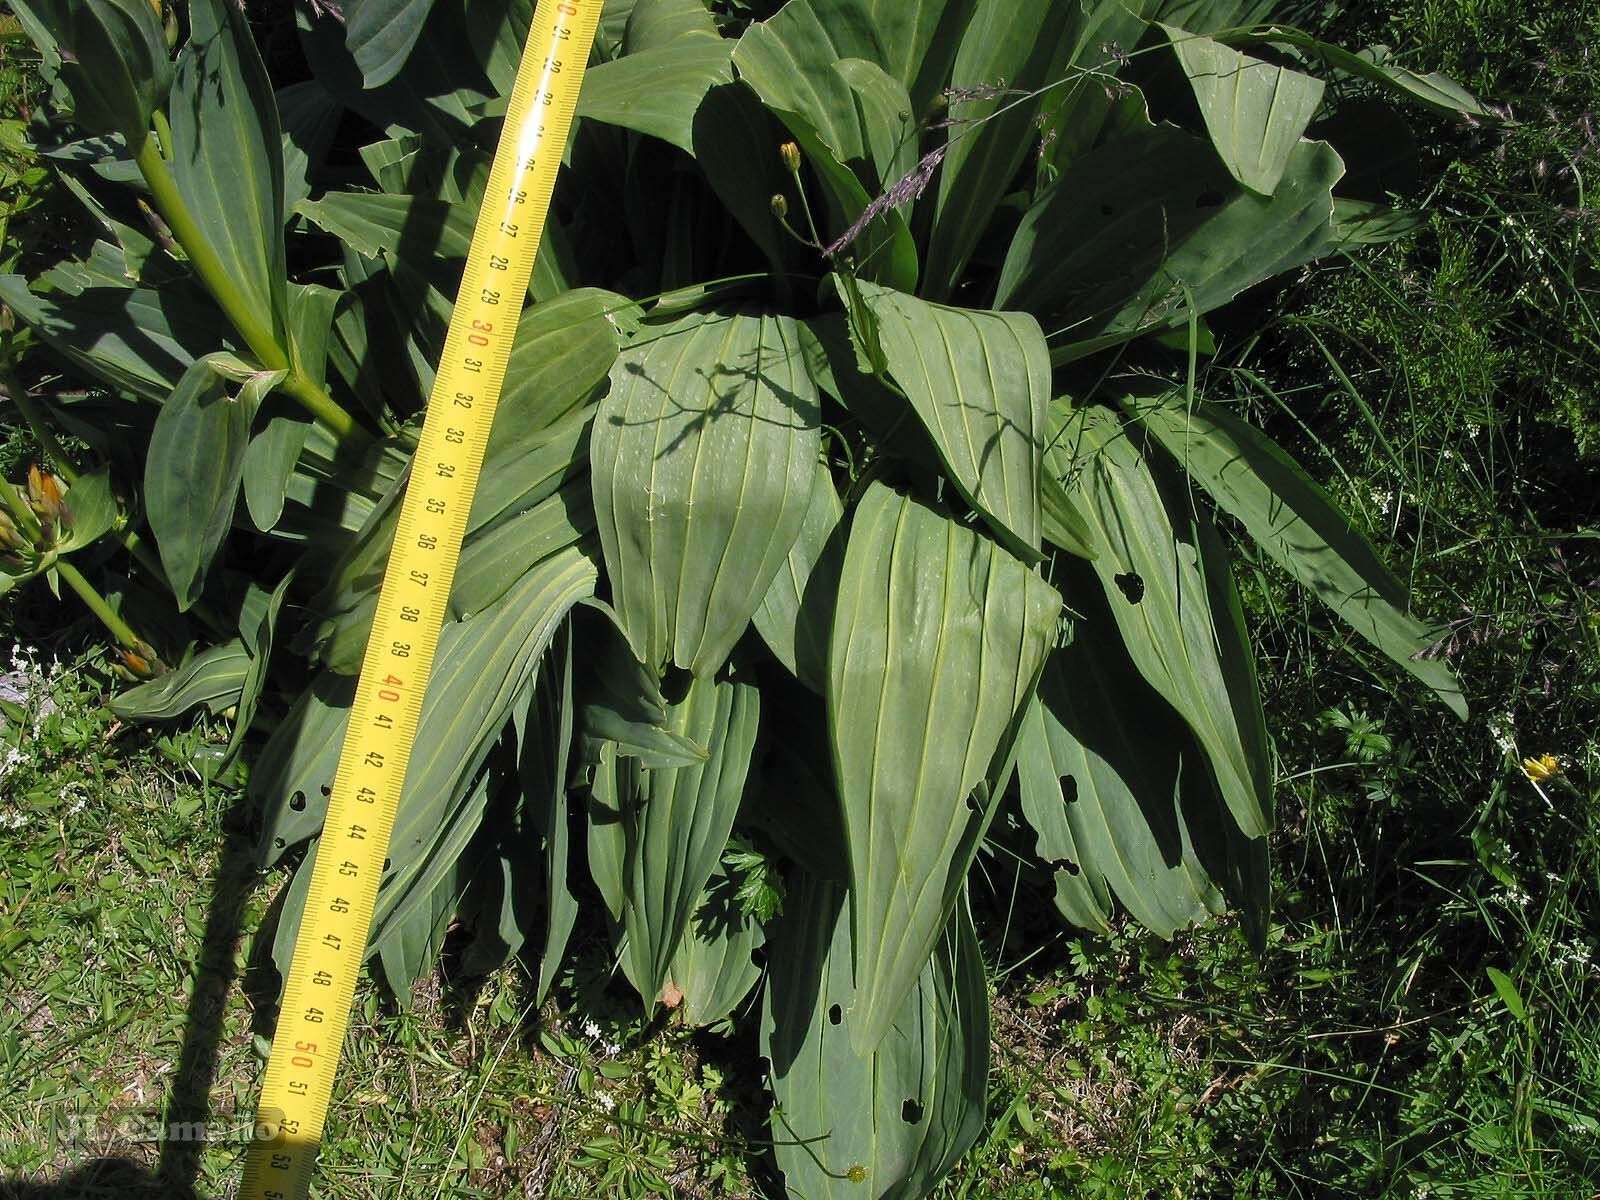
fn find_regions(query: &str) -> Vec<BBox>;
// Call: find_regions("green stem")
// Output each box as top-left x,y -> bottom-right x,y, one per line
131,134 -> 370,450
55,558 -> 145,653
2,377 -> 78,484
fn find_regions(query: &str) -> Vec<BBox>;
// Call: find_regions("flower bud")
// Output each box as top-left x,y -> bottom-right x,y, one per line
779,142 -> 802,174
0,510 -> 24,552
769,193 -> 789,219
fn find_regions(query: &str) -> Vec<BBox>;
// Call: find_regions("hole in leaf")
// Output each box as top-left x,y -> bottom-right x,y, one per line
289,792 -> 307,812
320,784 -> 332,797
273,837 -> 285,851
965,793 -> 983,812
1113,572 -> 1145,604
901,1098 -> 923,1124
828,1004 -> 842,1026
1195,189 -> 1225,209
1062,776 -> 1079,804
750,946 -> 768,969
1052,858 -> 1082,877
383,857 -> 392,872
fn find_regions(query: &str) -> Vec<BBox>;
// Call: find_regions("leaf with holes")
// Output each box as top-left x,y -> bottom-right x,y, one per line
763,875 -> 988,1200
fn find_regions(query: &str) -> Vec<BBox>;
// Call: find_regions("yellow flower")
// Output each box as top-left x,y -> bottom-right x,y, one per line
778,142 -> 802,174
1521,754 -> 1562,783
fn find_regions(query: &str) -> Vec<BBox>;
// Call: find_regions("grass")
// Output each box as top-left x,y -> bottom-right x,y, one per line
3,0 -> 1599,1197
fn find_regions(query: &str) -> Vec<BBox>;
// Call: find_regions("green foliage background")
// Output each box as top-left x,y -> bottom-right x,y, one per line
0,0 -> 1596,1197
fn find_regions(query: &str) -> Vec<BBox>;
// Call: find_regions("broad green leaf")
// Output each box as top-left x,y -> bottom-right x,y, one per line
110,640 -> 250,721
369,765 -> 495,1000
11,0 -> 172,145
589,675 -> 760,1006
0,277 -> 224,402
853,282 -> 1047,558
1152,0 -> 1276,33
829,483 -> 1059,1050
764,876 -> 988,1200
1123,390 -> 1466,716
287,282 -> 340,390
344,0 -> 435,89
171,0 -> 289,343
751,464 -> 843,691
591,310 -> 821,677
242,414 -> 311,532
294,192 -> 474,262
1159,23 -> 1325,195
54,468 -> 119,555
832,57 -> 918,189
1059,405 -> 1272,839
1015,557 -> 1272,938
731,6 -> 920,289
145,356 -> 253,610
998,128 -> 1344,361
624,0 -> 719,54
657,868 -> 764,1030
577,32 -> 734,154
575,600 -> 710,768
255,546 -> 598,864
692,83 -> 807,276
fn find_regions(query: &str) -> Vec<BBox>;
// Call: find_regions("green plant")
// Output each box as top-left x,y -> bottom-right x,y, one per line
1,1 -> 1489,1194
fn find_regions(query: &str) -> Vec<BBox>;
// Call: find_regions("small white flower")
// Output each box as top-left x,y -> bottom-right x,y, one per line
595,1090 -> 616,1112
1487,712 -> 1517,755
581,1017 -> 602,1040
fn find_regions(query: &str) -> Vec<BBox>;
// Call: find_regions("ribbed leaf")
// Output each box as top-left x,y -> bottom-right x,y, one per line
578,29 -> 734,154
242,414 -> 311,532
1060,405 -> 1272,839
853,282 -> 1048,558
751,464 -> 844,691
171,0 -> 289,342
145,356 -> 253,610
731,4 -> 920,289
921,0 -> 1079,298
0,277 -> 224,402
11,0 -> 172,144
473,621 -> 582,1001
1015,556 -> 1275,937
829,483 -> 1059,1050
344,0 -> 434,89
658,868 -> 764,1030
1124,390 -> 1467,716
255,546 -> 599,864
997,128 -> 1344,361
1160,23 -> 1325,195
764,876 -> 988,1200
591,310 -> 821,677
588,675 -> 760,1007
110,641 -> 250,721
575,600 -> 709,768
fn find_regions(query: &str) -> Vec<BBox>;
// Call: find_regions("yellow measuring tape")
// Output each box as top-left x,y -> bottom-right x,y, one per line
240,3 -> 602,1196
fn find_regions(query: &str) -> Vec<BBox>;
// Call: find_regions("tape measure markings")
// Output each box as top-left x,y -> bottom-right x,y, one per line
240,4 -> 604,1197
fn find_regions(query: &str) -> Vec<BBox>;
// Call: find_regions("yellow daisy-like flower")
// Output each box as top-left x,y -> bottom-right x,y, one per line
1521,754 -> 1562,783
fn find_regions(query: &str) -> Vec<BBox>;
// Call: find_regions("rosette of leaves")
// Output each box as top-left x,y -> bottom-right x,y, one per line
4,1 -> 1483,1195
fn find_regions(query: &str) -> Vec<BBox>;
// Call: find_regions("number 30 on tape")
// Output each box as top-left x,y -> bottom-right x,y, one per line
239,4 -> 603,1198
